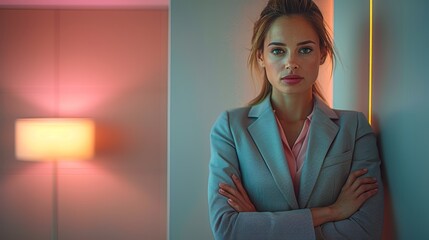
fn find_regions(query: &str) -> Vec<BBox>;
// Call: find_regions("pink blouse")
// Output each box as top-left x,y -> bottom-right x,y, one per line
274,111 -> 313,195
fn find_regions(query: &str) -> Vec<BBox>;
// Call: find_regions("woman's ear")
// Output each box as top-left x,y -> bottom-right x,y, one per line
320,55 -> 326,65
257,50 -> 265,67
320,47 -> 327,65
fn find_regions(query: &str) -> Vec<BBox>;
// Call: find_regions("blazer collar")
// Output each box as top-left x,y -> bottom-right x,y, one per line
248,94 -> 298,208
298,97 -> 339,207
248,94 -> 272,118
247,94 -> 339,209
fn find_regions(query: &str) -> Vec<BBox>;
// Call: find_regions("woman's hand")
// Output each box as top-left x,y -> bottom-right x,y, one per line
218,174 -> 256,212
311,168 -> 378,226
330,168 -> 379,220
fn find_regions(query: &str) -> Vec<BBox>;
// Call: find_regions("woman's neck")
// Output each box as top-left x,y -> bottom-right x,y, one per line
271,90 -> 314,123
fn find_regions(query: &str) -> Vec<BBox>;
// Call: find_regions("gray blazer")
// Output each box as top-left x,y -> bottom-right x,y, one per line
208,95 -> 384,240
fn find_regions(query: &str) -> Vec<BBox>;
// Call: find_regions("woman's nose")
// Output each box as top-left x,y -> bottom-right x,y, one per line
286,63 -> 299,70
285,55 -> 299,70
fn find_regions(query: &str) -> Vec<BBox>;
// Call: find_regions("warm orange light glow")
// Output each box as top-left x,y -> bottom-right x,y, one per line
15,118 -> 95,161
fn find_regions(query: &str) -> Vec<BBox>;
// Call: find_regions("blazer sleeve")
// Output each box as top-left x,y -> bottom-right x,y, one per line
208,111 -> 316,240
315,112 -> 384,240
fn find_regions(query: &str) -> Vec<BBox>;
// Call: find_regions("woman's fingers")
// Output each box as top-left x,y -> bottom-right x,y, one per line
218,186 -> 233,198
219,175 -> 248,200
344,168 -> 368,188
357,188 -> 378,202
350,177 -> 377,192
219,182 -> 237,195
218,175 -> 256,212
354,181 -> 378,197
231,174 -> 253,202
232,174 -> 246,194
227,199 -> 241,211
219,183 -> 245,202
219,188 -> 242,206
333,168 -> 379,220
346,169 -> 379,199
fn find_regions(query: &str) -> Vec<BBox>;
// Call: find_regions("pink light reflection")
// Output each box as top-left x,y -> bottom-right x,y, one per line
59,86 -> 119,116
0,0 -> 168,8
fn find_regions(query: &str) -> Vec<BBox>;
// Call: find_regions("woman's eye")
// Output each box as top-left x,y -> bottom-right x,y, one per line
271,48 -> 285,56
299,47 -> 313,54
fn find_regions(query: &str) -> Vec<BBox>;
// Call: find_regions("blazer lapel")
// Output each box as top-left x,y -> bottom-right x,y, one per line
298,98 -> 339,208
248,97 -> 299,209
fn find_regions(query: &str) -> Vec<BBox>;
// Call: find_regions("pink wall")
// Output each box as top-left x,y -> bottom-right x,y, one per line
314,0 -> 333,106
0,0 -> 168,9
0,9 -> 167,239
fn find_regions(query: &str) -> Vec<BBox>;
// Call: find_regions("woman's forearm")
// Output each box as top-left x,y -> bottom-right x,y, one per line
310,206 -> 337,227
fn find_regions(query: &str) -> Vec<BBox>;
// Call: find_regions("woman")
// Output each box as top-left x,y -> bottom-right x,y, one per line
208,0 -> 384,239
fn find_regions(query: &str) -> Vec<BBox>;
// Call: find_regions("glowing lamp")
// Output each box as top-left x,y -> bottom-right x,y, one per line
15,118 -> 95,161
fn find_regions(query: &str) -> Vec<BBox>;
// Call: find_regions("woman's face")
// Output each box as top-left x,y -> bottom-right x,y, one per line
258,15 -> 324,98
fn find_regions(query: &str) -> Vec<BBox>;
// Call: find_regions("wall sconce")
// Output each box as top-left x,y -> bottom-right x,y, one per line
15,118 -> 95,240
15,118 -> 95,161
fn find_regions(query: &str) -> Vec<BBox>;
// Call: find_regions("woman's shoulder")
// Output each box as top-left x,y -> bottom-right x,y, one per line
226,105 -> 253,116
333,108 -> 360,116
314,97 -> 366,123
217,106 -> 252,120
212,106 -> 253,128
331,108 -> 371,128
332,108 -> 366,119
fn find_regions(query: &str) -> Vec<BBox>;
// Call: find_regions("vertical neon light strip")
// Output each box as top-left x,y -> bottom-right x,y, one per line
368,0 -> 373,124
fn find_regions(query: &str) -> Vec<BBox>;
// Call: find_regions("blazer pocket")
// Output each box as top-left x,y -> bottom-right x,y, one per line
322,149 -> 353,168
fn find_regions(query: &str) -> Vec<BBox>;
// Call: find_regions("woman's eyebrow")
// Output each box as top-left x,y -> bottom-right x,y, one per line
267,40 -> 316,47
267,42 -> 286,47
297,40 -> 316,45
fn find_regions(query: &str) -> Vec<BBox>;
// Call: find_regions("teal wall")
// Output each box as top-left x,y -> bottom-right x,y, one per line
168,1 -> 263,239
372,0 -> 429,238
334,0 -> 429,239
333,0 -> 369,115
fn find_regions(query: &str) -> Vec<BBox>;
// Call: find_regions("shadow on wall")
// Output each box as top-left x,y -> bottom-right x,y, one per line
371,12 -> 396,240
374,120 -> 397,240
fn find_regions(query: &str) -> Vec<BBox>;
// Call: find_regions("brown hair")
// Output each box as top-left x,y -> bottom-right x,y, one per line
248,0 -> 335,105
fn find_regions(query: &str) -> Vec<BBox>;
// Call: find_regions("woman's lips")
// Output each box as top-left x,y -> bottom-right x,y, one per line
281,75 -> 303,84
